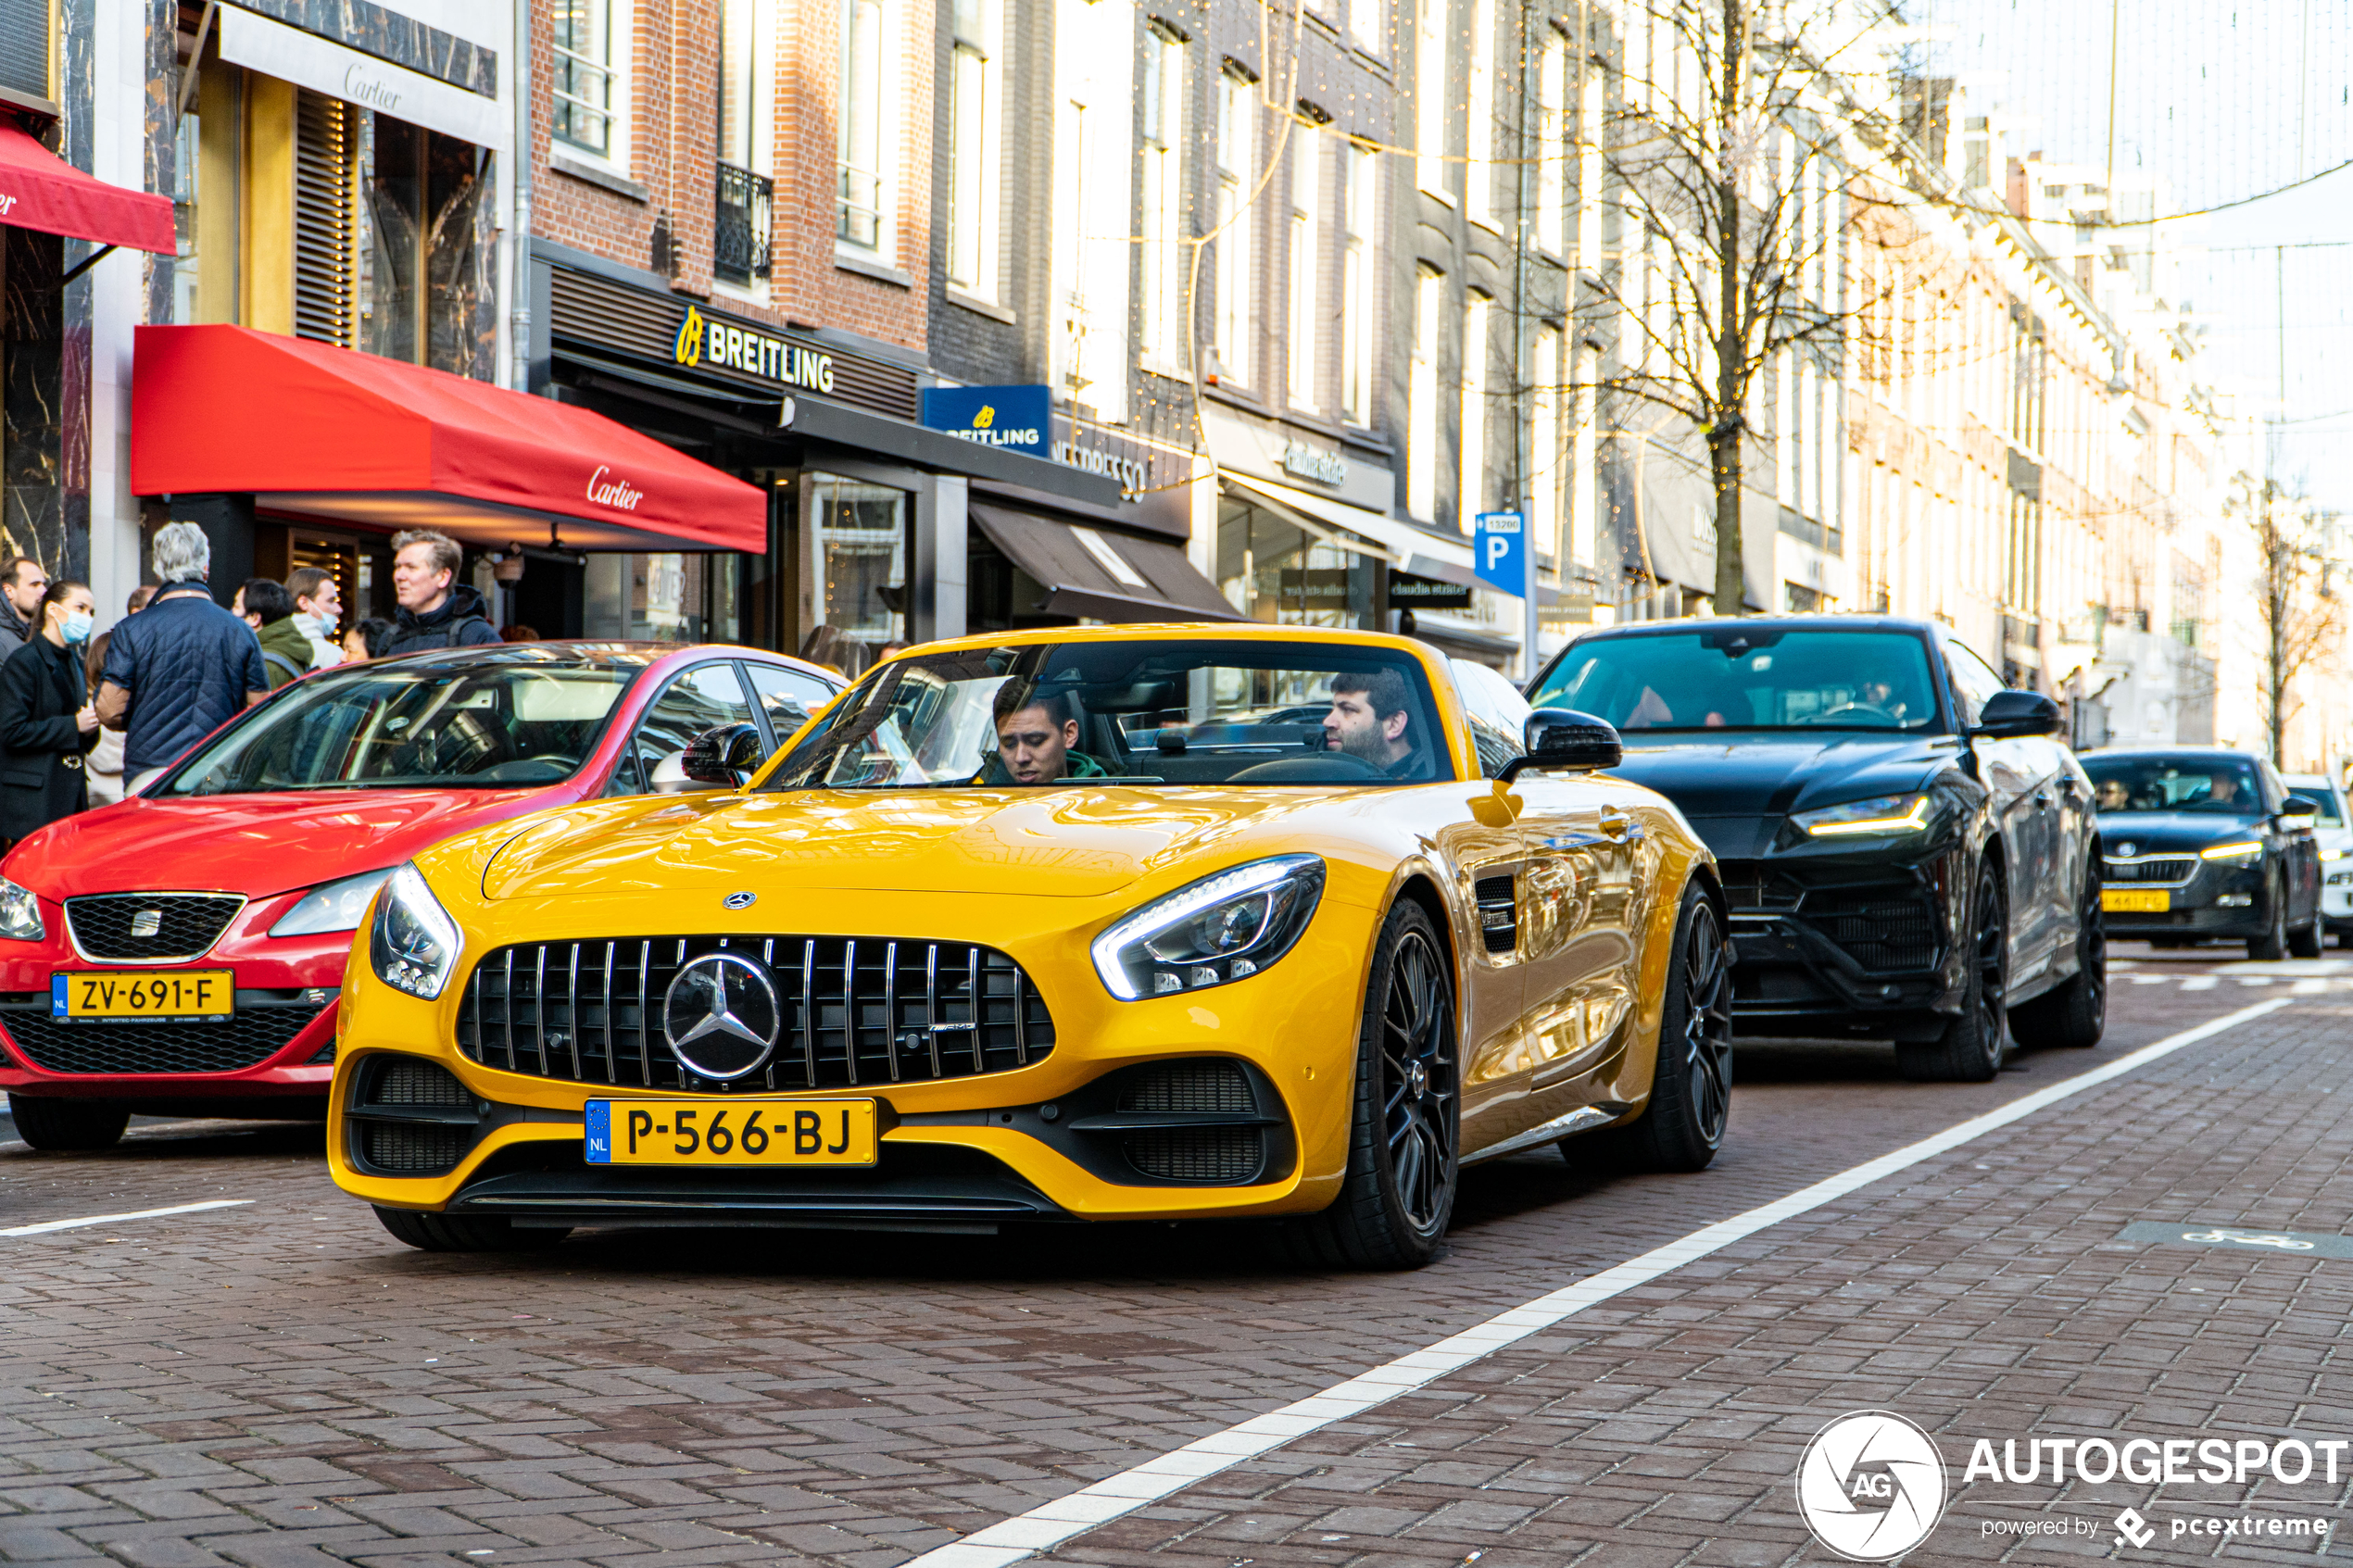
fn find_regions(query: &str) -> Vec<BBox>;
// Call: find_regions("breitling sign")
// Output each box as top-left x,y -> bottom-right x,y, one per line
673,305 -> 835,394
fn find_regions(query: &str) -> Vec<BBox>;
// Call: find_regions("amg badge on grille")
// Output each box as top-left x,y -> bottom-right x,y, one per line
724,891 -> 757,909
130,909 -> 162,938
661,952 -> 782,1080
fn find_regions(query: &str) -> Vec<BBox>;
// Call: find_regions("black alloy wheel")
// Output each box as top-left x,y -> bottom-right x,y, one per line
2248,872 -> 2290,961
1572,884 -> 1732,1173
2289,884 -> 2325,959
1287,899 -> 1460,1270
1896,861 -> 2007,1083
8,1097 -> 130,1151
2009,869 -> 2106,1049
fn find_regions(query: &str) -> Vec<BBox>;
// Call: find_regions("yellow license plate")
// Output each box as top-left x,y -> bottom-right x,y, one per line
585,1098 -> 878,1167
53,970 -> 233,1020
2103,889 -> 2171,913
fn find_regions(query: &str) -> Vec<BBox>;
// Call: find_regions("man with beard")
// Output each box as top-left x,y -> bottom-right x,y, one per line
1322,668 -> 1431,780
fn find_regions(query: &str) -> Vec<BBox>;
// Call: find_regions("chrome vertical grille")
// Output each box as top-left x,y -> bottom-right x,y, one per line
454,935 -> 1056,1092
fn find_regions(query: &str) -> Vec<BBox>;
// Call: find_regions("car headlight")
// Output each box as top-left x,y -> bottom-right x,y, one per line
1091,854 -> 1325,1000
368,863 -> 464,1000
1792,794 -> 1931,837
2200,840 -> 2265,861
0,876 -> 43,942
2322,847 -> 2344,861
269,869 -> 396,937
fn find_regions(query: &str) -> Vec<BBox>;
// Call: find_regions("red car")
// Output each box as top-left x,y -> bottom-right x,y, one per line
0,642 -> 843,1149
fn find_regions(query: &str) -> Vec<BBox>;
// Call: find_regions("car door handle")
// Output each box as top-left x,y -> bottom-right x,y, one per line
1598,808 -> 1642,841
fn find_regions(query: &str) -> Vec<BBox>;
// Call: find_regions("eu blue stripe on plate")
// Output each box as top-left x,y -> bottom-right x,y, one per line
585,1100 -> 610,1164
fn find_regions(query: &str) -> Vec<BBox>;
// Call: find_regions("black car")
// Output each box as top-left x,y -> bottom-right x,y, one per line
2080,747 -> 2322,959
1526,615 -> 2103,1081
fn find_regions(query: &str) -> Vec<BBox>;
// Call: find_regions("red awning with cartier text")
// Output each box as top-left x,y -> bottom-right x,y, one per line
0,122 -> 174,253
131,325 -> 766,553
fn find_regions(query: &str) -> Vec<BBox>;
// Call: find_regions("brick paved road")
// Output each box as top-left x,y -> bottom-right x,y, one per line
0,945 -> 2341,1567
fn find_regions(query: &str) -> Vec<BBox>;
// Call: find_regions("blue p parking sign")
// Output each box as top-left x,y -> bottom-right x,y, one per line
1474,511 -> 1527,597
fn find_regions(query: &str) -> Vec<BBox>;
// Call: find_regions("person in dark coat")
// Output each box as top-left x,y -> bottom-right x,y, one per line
94,522 -> 269,790
0,578 -> 100,846
384,529 -> 500,655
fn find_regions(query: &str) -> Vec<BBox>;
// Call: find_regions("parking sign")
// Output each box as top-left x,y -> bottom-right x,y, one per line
1474,511 -> 1527,597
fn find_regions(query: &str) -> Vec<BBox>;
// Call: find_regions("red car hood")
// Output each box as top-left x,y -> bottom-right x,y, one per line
8,789 -> 552,900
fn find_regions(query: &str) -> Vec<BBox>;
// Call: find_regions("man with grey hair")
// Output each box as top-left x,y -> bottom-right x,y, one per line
94,521 -> 268,786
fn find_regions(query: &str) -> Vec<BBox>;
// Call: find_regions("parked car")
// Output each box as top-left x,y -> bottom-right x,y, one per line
0,642 -> 843,1150
1527,614 -> 2103,1081
2281,772 -> 2353,947
326,625 -> 1730,1267
2084,747 -> 2323,959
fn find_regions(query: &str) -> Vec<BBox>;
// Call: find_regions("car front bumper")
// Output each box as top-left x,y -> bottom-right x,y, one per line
2100,859 -> 2270,940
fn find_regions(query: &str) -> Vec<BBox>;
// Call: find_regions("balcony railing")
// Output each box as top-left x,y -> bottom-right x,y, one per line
714,162 -> 774,283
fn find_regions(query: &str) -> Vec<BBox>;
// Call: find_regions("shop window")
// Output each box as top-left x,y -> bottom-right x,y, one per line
809,476 -> 907,655
613,663 -> 757,796
585,553 -> 723,643
172,109 -> 201,324
363,115 -> 495,377
1215,495 -> 1378,630
837,0 -> 891,252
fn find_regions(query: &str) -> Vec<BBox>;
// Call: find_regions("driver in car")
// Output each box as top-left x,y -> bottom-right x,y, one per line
990,685 -> 1107,784
1325,671 -> 1430,780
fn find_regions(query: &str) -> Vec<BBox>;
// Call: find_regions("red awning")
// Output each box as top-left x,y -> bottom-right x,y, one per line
132,325 -> 767,553
0,122 -> 174,253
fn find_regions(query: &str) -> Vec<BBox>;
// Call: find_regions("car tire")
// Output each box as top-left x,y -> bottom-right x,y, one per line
8,1097 -> 131,1151
372,1206 -> 570,1253
2248,874 -> 2289,961
1285,898 -> 1459,1271
2289,905 -> 2325,959
1894,861 -> 2007,1083
2009,872 -> 2105,1050
1568,883 -> 1732,1173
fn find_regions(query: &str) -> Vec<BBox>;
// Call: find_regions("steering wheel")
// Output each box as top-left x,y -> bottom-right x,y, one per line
1803,703 -> 1891,725
1228,752 -> 1387,784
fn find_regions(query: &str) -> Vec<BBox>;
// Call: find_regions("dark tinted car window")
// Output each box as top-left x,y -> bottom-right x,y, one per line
1532,629 -> 1940,732
747,664 -> 838,739
2082,755 -> 2263,815
614,664 -> 756,797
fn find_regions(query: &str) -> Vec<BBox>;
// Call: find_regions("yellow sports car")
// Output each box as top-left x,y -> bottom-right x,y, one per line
328,625 -> 1730,1267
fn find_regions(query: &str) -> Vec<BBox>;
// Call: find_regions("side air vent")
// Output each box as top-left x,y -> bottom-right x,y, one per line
1473,874 -> 1518,953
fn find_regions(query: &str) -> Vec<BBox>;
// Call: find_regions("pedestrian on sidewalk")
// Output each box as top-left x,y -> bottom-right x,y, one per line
342,618 -> 395,664
94,522 -> 269,792
0,558 -> 51,659
0,578 -> 100,847
82,586 -> 152,808
236,578 -> 309,689
286,567 -> 346,669
383,530 -> 499,656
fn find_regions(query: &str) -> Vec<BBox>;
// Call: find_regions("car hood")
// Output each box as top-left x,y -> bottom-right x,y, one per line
1609,731 -> 1960,819
2096,813 -> 2270,856
8,789 -> 555,900
479,787 -> 1351,902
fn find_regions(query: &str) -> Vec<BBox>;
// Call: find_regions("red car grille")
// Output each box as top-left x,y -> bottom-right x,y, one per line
0,1003 -> 328,1074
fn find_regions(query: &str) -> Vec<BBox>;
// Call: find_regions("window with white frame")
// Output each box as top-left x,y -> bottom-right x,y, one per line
1340,140 -> 1375,424
1408,267 -> 1442,521
1139,21 -> 1186,365
1459,291 -> 1490,527
1531,324 -> 1560,558
1214,67 -> 1253,385
948,0 -> 1000,295
553,0 -> 621,158
1287,129 -> 1320,409
1536,28 -> 1564,256
1349,0 -> 1384,54
1465,0 -> 1493,225
837,0 -> 891,252
720,0 -> 762,169
1416,0 -> 1445,196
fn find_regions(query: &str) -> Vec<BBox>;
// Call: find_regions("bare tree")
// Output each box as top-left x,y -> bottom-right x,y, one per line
1574,0 -> 1889,614
2241,473 -> 2344,766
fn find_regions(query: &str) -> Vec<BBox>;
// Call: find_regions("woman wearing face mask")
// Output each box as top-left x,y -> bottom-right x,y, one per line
0,579 -> 101,847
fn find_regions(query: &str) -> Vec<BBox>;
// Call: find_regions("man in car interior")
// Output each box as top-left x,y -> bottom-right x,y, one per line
1325,670 -> 1430,779
2203,770 -> 2246,811
989,684 -> 1106,784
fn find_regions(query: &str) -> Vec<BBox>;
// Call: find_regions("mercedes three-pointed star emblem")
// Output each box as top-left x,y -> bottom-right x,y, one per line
661,952 -> 783,1081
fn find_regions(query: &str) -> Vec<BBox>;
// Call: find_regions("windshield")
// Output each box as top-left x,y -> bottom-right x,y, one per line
1530,628 -> 1942,733
764,639 -> 1452,789
2082,755 -> 2263,816
157,662 -> 641,796
2285,786 -> 2345,825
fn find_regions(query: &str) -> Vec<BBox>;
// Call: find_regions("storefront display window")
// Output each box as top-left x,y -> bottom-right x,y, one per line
1216,495 -> 1378,629
811,474 -> 906,648
585,553 -> 731,642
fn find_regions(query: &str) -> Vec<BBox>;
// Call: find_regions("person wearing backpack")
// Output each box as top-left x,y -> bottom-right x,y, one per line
383,529 -> 500,656
236,578 -> 311,689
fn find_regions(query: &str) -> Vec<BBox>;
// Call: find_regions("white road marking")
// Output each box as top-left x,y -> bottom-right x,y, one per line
2183,976 -> 2219,990
906,998 -> 2296,1568
0,1199 -> 253,1237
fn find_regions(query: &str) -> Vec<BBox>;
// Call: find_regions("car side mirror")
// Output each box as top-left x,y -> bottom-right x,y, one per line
1972,689 -> 2062,738
1499,709 -> 1623,784
680,721 -> 767,789
2278,810 -> 2318,832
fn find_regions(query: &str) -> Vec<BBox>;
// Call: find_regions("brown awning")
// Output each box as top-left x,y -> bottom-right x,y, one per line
971,504 -> 1244,623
